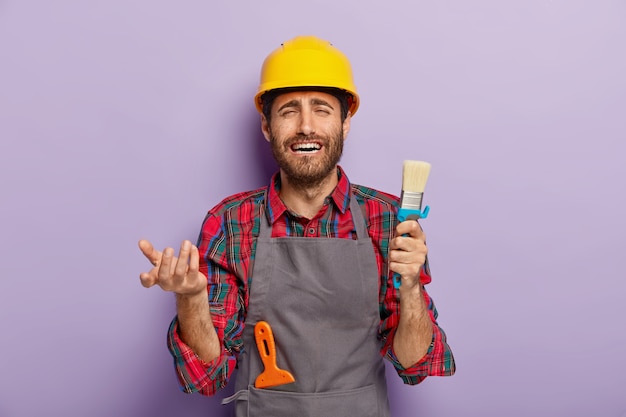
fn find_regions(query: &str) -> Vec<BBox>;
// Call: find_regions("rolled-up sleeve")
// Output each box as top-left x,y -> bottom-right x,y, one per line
382,267 -> 456,384
167,318 -> 237,396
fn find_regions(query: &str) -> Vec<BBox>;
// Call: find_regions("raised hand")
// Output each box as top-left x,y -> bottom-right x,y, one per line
138,239 -> 207,296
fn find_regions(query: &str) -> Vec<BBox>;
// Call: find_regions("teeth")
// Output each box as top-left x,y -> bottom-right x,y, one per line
292,142 -> 321,152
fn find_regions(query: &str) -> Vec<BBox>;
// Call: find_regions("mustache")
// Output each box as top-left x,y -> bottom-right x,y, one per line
284,134 -> 328,146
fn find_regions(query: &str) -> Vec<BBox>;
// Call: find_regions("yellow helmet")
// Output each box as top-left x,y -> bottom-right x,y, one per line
254,36 -> 360,116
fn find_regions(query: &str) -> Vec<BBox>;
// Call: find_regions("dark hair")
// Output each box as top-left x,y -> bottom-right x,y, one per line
261,87 -> 351,123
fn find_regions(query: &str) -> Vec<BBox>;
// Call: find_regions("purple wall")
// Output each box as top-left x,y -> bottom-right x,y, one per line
1,1 -> 625,416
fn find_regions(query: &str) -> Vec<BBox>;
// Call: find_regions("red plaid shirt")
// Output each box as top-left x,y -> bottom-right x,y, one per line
167,166 -> 455,396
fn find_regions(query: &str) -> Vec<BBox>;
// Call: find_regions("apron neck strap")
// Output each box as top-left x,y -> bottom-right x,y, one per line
258,190 -> 369,240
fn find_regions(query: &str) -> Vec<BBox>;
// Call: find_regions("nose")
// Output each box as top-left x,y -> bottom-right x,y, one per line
297,110 -> 315,136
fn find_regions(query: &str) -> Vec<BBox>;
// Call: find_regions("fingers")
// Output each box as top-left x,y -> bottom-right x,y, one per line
158,247 -> 177,288
138,239 -> 202,294
138,239 -> 162,288
389,244 -> 427,265
139,271 -> 158,288
395,220 -> 424,239
138,239 -> 162,266
389,221 -> 427,281
389,245 -> 426,281
142,240 -> 196,293
173,240 -> 192,283
390,221 -> 426,251
189,242 -> 200,275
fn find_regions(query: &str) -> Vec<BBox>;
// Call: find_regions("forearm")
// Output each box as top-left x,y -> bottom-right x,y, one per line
176,291 -> 221,363
393,284 -> 434,368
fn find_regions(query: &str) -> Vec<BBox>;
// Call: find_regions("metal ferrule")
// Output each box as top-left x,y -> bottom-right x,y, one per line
400,191 -> 424,210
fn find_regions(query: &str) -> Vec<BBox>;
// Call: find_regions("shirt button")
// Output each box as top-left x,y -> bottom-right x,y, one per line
308,227 -> 316,235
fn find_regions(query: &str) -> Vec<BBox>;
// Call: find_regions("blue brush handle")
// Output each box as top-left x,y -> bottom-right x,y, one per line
393,205 -> 430,289
397,206 -> 429,222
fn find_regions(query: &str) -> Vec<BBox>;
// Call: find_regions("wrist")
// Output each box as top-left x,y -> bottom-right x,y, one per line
176,289 -> 207,307
398,279 -> 422,295
398,283 -> 425,309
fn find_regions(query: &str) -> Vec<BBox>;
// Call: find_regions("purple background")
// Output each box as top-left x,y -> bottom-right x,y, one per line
1,1 -> 625,416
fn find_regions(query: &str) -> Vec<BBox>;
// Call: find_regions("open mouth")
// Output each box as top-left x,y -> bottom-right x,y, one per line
290,142 -> 322,154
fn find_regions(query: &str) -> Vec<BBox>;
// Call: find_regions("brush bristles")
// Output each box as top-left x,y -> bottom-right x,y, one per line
402,160 -> 431,193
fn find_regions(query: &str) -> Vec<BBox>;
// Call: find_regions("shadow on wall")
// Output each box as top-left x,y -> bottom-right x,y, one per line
249,111 -> 278,187
137,374 -> 237,417
123,302 -> 238,417
128,111 -> 270,417
128,111 -> 265,417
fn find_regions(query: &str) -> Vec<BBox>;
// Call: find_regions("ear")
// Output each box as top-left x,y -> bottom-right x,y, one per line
342,113 -> 351,140
261,114 -> 271,142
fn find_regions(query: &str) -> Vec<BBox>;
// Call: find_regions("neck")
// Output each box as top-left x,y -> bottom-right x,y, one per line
278,168 -> 338,219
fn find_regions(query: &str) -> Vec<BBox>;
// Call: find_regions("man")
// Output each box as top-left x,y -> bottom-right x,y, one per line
138,35 -> 455,416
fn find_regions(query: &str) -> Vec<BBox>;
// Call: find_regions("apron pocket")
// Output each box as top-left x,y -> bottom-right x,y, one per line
245,384 -> 380,417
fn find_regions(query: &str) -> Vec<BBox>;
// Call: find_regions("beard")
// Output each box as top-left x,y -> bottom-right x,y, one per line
270,128 -> 344,189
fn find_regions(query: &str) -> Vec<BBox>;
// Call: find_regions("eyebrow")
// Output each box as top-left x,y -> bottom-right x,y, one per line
311,98 -> 335,110
276,98 -> 336,113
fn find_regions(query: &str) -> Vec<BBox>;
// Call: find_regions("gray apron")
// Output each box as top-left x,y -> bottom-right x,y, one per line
223,196 -> 390,417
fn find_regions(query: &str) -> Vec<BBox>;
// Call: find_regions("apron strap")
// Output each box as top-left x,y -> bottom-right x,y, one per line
349,194 -> 368,240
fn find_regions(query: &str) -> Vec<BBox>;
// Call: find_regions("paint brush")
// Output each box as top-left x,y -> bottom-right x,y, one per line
394,160 -> 431,289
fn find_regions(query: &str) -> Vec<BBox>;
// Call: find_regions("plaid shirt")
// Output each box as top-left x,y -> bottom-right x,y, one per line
167,166 -> 455,396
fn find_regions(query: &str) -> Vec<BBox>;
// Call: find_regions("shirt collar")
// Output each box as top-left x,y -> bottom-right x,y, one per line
265,165 -> 352,224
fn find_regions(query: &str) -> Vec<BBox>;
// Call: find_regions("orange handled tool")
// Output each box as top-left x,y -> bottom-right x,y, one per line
254,321 -> 296,389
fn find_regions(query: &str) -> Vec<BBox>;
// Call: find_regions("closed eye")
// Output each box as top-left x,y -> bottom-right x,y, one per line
278,108 -> 298,117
